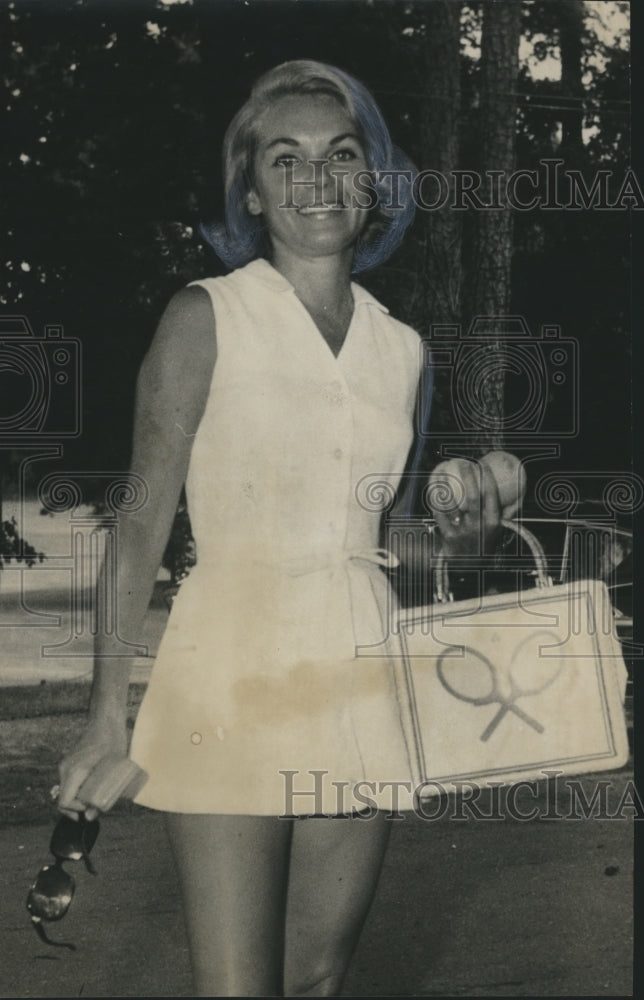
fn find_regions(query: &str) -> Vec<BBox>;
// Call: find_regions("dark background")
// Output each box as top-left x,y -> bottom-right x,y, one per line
0,0 -> 637,492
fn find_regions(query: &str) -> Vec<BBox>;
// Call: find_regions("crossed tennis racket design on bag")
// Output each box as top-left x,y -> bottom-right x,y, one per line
436,630 -> 564,742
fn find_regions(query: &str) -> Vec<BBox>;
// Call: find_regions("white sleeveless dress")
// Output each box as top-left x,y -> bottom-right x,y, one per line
129,259 -> 422,815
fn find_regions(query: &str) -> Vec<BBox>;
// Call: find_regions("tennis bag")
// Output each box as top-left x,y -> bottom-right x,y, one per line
391,521 -> 629,798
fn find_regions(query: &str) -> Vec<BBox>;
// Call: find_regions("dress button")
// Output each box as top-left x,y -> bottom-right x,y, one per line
334,448 -> 343,460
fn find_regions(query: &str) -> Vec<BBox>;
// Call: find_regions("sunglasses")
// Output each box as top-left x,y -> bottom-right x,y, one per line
26,813 -> 100,951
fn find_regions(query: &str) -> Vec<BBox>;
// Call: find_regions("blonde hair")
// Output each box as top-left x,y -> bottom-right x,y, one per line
200,60 -> 416,273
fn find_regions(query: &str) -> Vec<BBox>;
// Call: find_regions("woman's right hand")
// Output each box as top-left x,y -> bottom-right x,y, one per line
57,717 -> 128,821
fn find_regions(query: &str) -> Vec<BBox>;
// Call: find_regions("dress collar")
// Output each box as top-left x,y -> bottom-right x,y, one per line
243,258 -> 389,314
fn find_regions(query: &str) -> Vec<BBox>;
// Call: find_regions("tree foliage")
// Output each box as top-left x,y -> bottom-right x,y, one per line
0,516 -> 44,570
0,0 -> 633,500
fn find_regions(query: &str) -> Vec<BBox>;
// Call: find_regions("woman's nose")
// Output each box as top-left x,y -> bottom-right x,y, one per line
296,158 -> 341,206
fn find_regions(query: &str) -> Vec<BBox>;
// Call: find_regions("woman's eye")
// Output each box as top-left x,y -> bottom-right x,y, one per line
330,148 -> 361,162
274,154 -> 300,167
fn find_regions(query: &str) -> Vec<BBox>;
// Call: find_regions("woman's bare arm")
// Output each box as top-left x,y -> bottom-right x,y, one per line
58,284 -> 216,817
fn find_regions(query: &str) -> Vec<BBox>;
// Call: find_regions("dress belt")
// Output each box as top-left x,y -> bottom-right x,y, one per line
284,547 -> 400,577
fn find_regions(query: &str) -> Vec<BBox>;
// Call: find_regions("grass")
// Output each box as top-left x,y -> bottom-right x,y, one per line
1,681 -> 147,827
0,680 -> 147,721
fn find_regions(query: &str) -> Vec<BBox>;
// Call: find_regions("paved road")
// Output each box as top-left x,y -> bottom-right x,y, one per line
1,511 -> 636,995
0,579 -> 166,687
1,769 -> 634,998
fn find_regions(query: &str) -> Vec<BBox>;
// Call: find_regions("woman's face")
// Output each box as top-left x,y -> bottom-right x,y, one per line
247,93 -> 371,265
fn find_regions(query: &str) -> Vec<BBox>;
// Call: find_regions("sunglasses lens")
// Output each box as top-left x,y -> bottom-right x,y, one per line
50,814 -> 100,861
26,864 -> 76,922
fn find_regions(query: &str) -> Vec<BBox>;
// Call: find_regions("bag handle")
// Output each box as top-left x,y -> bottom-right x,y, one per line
433,519 -> 553,603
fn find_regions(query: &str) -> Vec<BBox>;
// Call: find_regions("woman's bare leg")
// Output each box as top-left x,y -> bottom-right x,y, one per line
284,813 -> 392,997
165,813 -> 293,997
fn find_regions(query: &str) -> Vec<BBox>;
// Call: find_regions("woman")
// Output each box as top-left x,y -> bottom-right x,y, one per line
57,60 -> 500,997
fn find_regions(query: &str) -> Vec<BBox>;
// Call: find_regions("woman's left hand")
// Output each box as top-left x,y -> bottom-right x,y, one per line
428,452 -> 525,556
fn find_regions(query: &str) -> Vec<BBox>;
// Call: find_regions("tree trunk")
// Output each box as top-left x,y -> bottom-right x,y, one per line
469,0 -> 522,451
414,0 -> 463,331
408,0 -> 463,479
559,0 -> 585,157
393,1 -> 463,538
0,451 -> 5,525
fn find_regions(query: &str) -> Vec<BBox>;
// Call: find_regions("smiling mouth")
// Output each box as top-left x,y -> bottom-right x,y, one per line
297,204 -> 346,216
